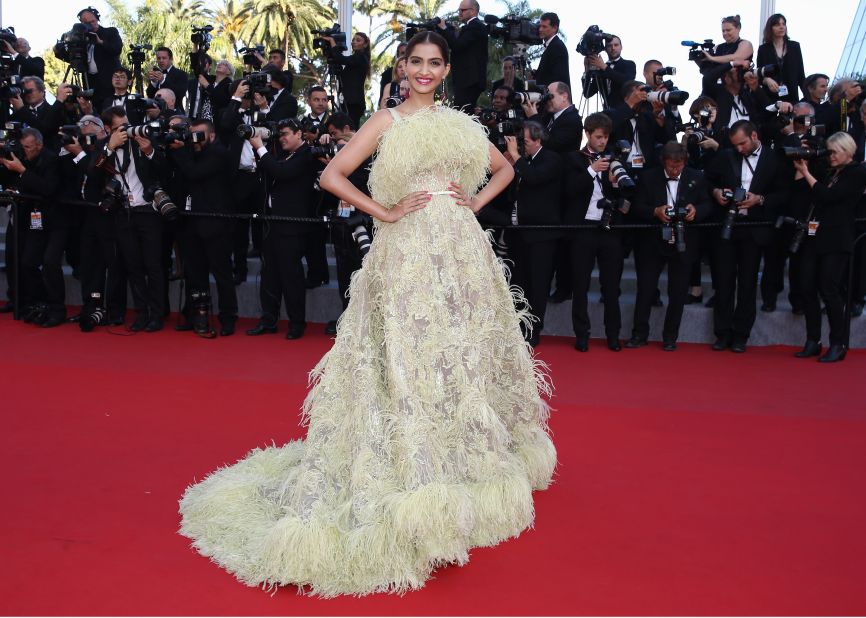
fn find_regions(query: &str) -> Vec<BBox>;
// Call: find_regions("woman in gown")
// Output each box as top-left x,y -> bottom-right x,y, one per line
178,31 -> 557,597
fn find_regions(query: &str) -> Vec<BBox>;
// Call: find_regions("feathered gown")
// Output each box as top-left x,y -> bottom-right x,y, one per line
178,105 -> 557,597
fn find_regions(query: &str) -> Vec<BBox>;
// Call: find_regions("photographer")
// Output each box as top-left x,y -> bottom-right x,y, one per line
0,128 -> 61,325
245,119 -> 318,340
626,141 -> 711,351
2,37 -> 45,80
827,79 -> 865,137
100,105 -> 167,332
9,77 -> 62,149
379,42 -> 407,105
790,132 -> 866,362
69,115 -> 127,328
101,67 -> 138,119
326,112 -> 354,141
147,88 -> 179,120
72,7 -> 122,103
147,47 -> 188,111
801,73 -> 831,127
490,56 -> 525,97
54,81 -> 96,127
186,54 -> 230,121
756,14 -> 805,105
503,120 -> 562,347
562,112 -> 628,352
700,60 -> 764,140
581,34 -> 635,109
379,56 -> 407,110
697,15 -> 754,73
303,85 -> 331,129
523,82 -> 583,153
261,69 -> 298,122
707,119 -> 791,353
168,118 -> 238,336
605,80 -> 676,174
319,32 -> 371,128
851,101 -> 866,318
535,13 -> 570,89
438,0 -> 489,111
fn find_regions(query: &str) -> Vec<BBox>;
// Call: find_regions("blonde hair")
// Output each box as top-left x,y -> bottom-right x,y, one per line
826,131 -> 857,157
393,57 -> 407,80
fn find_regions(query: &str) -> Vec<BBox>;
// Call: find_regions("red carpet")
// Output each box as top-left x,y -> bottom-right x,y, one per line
2,313 -> 865,615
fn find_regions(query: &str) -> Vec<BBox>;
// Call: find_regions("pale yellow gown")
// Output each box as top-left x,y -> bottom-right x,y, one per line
178,105 -> 556,597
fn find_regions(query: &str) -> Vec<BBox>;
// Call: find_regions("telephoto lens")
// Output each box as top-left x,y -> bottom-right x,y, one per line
151,188 -> 179,221
236,125 -> 273,140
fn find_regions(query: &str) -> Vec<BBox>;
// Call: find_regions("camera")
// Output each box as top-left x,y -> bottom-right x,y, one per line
239,45 -> 265,68
604,139 -> 636,192
783,145 -> 828,160
775,216 -> 809,254
127,43 -> 151,66
384,95 -> 404,109
310,141 -> 342,159
404,18 -> 442,40
59,124 -> 99,147
68,84 -> 95,100
575,25 -> 616,57
99,177 -> 125,213
243,71 -> 272,99
334,209 -> 373,257
682,39 -> 715,62
164,121 -> 207,145
0,27 -> 17,49
509,86 -> 552,107
79,293 -> 108,332
662,202 -> 690,253
485,14 -> 542,46
720,187 -> 748,240
145,185 -> 179,220
0,120 -> 24,159
124,119 -> 164,140
752,63 -> 777,81
641,85 -> 690,106
54,22 -> 92,73
236,117 -> 278,141
312,24 -> 347,54
190,25 -> 214,76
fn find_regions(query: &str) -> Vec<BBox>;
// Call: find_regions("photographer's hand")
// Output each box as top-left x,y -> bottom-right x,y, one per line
56,83 -> 73,103
587,54 -> 606,71
388,191 -> 431,222
318,134 -> 331,145
253,92 -> 268,109
9,93 -> 23,111
590,157 -> 610,173
775,101 -> 793,114
77,97 -> 94,115
65,136 -> 83,156
108,128 -> 128,150
743,71 -> 759,91
737,192 -> 763,209
521,101 -> 537,117
712,188 -> 729,205
233,81 -> 249,99
654,205 -> 672,223
699,137 -> 719,151
2,40 -> 15,55
1,152 -> 25,174
249,135 -> 264,150
134,135 -> 153,156
685,204 -> 697,222
197,74 -> 210,88
504,135 -> 520,161
763,77 -> 780,93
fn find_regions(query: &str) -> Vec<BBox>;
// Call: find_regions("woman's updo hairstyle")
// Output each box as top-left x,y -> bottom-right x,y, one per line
404,30 -> 451,64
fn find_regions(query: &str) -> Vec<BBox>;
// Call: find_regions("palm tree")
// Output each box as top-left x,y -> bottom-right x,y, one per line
241,0 -> 334,60
212,0 -> 250,53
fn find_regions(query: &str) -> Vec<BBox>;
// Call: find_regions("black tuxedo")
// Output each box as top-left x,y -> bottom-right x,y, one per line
756,40 -> 805,103
265,88 -> 299,123
506,147 -> 562,341
330,51 -> 369,126
562,149 -> 627,342
605,102 -> 675,171
581,57 -> 636,109
256,144 -> 318,328
186,75 -> 231,120
170,143 -> 238,324
60,25 -> 122,103
535,35 -> 571,89
13,55 -> 45,80
700,64 -> 763,134
630,166 -> 712,342
441,18 -> 489,110
490,77 -> 525,97
529,105 -> 583,153
707,145 -> 792,343
99,92 -> 145,122
11,101 -> 61,150
147,65 -> 189,111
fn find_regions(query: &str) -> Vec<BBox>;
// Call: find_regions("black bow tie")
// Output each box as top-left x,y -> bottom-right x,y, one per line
666,177 -> 679,182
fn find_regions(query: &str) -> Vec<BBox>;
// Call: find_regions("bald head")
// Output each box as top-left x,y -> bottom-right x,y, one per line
155,88 -> 176,109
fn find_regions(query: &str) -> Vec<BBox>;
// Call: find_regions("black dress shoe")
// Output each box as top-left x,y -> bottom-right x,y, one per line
220,321 -> 236,337
144,318 -> 163,332
607,338 -> 622,352
549,289 -> 572,304
129,314 -> 150,332
67,313 -> 81,323
731,340 -> 747,353
852,302 -> 865,318
662,340 -> 677,351
818,344 -> 847,363
712,338 -> 730,351
574,338 -> 589,352
705,295 -> 716,308
286,325 -> 306,340
108,316 -> 125,326
246,323 -> 277,336
760,301 -> 777,312
685,293 -> 703,305
794,341 -> 822,358
625,337 -> 648,348
0,302 -> 14,313
40,315 -> 64,328
175,321 -> 193,332
325,320 -> 338,335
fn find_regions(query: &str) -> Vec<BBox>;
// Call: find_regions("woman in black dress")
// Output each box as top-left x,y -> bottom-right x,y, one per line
756,13 -> 805,105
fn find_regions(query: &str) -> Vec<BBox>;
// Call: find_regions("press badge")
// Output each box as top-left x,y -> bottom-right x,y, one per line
30,210 -> 43,230
185,196 -> 192,211
778,84 -> 789,97
808,220 -> 819,236
631,155 -> 645,168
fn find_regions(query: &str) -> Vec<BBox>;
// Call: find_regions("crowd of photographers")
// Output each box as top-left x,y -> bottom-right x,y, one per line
1,5 -> 866,362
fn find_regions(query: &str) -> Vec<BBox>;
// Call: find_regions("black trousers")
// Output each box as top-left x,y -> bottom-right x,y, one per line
115,210 -> 165,319
852,220 -> 866,303
345,103 -> 365,129
712,233 -> 763,342
20,226 -> 69,318
232,171 -> 264,275
331,222 -> 363,312
4,220 -> 20,305
260,226 -> 307,327
690,227 -> 720,291
632,239 -> 692,342
303,225 -> 329,285
800,242 -> 849,345
182,218 -> 238,323
79,214 -> 127,318
550,238 -> 573,296
508,234 -> 557,333
760,227 -> 803,308
452,84 -> 484,112
570,227 -> 624,340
